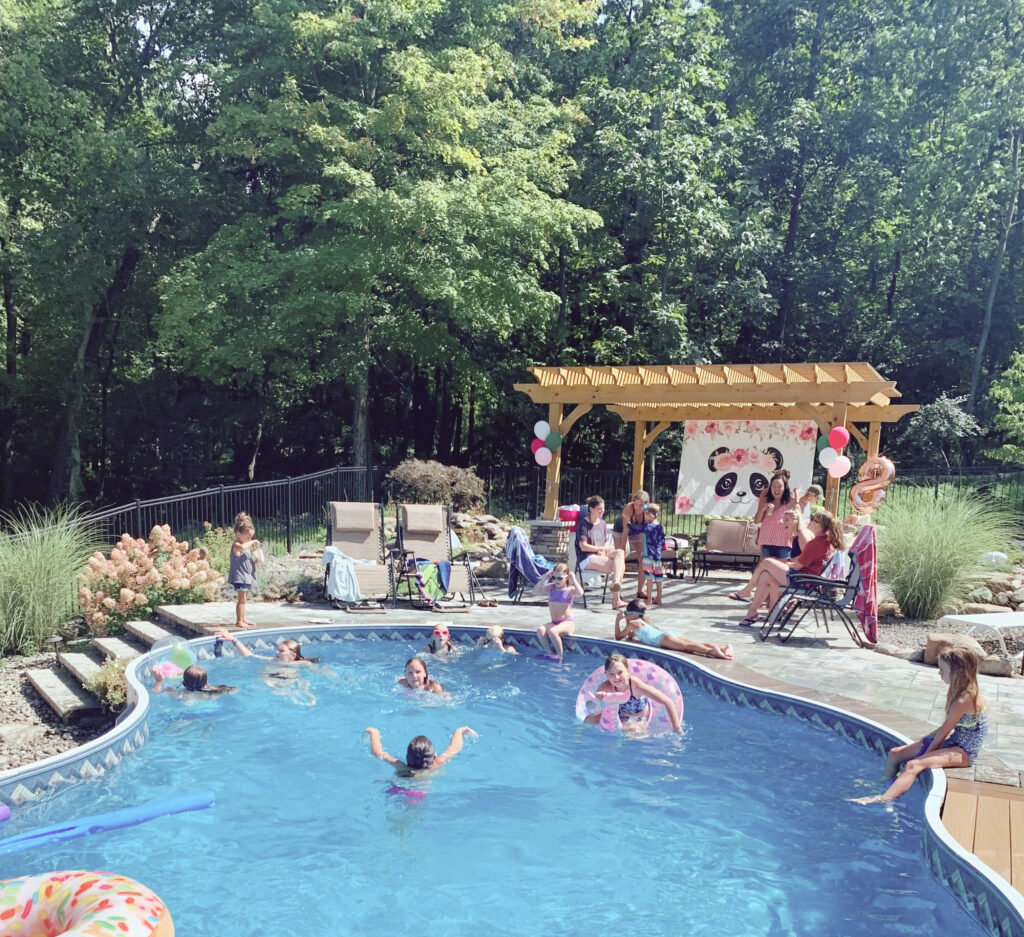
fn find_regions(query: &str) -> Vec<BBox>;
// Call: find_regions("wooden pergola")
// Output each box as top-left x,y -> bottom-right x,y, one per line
514,363 -> 919,518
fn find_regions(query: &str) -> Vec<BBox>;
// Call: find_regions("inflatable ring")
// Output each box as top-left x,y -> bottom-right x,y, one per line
0,871 -> 173,936
575,658 -> 684,734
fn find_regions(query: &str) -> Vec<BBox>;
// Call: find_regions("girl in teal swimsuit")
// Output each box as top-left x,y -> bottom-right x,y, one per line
615,600 -> 734,660
851,646 -> 988,804
583,652 -> 683,733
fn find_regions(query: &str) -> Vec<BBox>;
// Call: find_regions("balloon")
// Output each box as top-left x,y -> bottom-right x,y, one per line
530,438 -> 545,454
533,420 -> 550,440
0,803 -> 10,822
169,643 -> 196,670
818,447 -> 838,469
545,431 -> 562,451
816,434 -> 830,452
828,455 -> 852,479
980,551 -> 1008,565
828,426 -> 850,449
534,446 -> 553,466
849,456 -> 896,513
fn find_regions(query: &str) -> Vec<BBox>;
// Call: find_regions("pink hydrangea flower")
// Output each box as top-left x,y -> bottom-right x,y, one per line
675,494 -> 694,513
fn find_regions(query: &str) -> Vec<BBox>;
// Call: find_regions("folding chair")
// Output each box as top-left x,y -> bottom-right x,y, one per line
324,502 -> 393,611
393,504 -> 476,608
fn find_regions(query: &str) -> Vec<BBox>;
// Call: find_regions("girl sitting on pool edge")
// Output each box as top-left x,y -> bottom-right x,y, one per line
616,599 -> 734,660
364,726 -> 477,776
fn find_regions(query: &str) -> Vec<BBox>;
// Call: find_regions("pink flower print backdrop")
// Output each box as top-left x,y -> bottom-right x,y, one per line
675,420 -> 817,515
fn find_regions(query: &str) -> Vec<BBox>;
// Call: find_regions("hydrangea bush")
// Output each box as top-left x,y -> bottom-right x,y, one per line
78,525 -> 224,634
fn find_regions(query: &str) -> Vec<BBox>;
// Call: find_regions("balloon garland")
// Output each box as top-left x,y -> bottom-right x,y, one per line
530,417 -> 562,466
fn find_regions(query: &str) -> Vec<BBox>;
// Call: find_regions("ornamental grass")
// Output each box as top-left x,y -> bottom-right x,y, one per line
876,493 -> 1019,620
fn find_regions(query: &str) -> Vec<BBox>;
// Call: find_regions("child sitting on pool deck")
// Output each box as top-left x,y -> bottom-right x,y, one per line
616,599 -> 734,660
850,646 -> 988,804
151,664 -> 236,696
364,726 -> 477,776
398,656 -> 445,693
479,625 -> 518,654
535,562 -> 584,658
422,624 -> 457,654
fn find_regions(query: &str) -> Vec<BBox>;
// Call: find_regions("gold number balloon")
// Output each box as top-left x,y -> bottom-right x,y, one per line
849,457 -> 896,514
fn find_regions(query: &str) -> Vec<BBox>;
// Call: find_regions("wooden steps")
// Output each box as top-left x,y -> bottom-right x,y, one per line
25,667 -> 102,722
943,778 -> 1024,891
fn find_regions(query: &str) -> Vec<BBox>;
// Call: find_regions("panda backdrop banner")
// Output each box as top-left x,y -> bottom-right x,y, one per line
675,420 -> 818,515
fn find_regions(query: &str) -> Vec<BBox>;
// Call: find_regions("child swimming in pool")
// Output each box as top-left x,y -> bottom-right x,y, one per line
478,625 -> 518,654
615,599 -> 734,659
535,562 -> 584,658
583,653 -> 683,733
422,624 -> 456,654
213,629 -> 320,664
150,664 -> 236,696
398,656 -> 445,693
850,646 -> 988,804
364,726 -> 477,776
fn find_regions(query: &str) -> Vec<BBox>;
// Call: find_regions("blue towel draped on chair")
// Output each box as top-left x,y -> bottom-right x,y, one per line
504,527 -> 550,599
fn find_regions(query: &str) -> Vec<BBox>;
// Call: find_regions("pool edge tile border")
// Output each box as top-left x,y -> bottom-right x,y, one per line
1,623 -> 1022,937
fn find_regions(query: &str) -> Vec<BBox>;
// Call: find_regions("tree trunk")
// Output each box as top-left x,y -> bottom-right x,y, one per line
968,129 -> 1021,411
0,237 -> 18,508
351,321 -> 371,468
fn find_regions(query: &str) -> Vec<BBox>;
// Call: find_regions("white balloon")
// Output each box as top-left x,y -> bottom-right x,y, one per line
534,420 -> 551,440
980,551 -> 1008,565
818,447 -> 838,469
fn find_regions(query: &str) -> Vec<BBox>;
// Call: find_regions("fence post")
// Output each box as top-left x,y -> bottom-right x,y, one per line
133,500 -> 142,537
286,479 -> 293,554
218,485 -> 225,527
336,465 -> 342,502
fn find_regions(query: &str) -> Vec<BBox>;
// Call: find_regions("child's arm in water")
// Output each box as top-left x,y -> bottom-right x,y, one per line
150,668 -> 167,693
431,726 -> 477,769
364,728 -> 403,767
632,676 -> 683,732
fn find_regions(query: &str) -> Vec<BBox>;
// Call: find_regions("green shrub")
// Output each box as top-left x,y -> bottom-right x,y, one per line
0,505 -> 102,654
877,492 -> 1019,619
86,657 -> 129,713
386,459 -> 484,512
194,522 -> 235,576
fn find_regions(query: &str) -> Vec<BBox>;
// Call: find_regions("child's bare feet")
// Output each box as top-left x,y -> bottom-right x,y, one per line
711,644 -> 734,660
236,621 -> 255,629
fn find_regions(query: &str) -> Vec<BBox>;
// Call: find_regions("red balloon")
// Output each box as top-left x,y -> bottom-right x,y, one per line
828,426 -> 850,450
530,438 -> 545,454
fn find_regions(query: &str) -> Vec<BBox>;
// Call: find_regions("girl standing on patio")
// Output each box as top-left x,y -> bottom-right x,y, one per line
850,647 -> 987,803
574,495 -> 627,609
228,512 -> 261,629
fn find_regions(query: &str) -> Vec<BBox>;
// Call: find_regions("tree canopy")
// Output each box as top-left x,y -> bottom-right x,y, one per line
2,0 -> 1023,507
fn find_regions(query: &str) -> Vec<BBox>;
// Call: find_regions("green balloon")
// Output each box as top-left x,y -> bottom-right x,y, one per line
170,643 -> 195,670
545,431 -> 563,451
816,434 -> 829,452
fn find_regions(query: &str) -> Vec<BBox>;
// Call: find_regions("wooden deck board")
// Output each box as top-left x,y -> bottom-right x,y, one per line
942,790 -> 978,853
975,796 -> 1013,884
1011,800 -> 1024,890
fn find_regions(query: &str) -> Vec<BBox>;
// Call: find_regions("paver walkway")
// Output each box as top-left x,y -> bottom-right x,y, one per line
162,572 -> 1024,784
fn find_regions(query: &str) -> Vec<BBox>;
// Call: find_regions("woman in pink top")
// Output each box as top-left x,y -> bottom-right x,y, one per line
754,472 -> 797,560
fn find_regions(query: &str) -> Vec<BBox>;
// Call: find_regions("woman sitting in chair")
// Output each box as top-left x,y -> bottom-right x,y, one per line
574,495 -> 626,610
739,510 -> 844,627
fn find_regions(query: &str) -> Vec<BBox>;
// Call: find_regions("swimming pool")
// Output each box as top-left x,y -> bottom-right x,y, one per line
0,627 -> 1021,936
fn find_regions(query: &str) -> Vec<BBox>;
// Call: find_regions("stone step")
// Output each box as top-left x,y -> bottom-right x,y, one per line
91,635 -> 147,661
26,668 -> 101,722
58,651 -> 103,687
155,605 -> 226,635
125,619 -> 179,647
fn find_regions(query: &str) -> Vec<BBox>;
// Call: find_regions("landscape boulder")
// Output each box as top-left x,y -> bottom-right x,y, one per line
924,632 -> 985,665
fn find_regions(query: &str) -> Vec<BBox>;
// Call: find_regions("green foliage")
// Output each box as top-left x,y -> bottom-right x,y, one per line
193,523 -> 236,577
0,505 -> 101,654
986,350 -> 1024,464
877,493 -> 1019,620
893,394 -> 981,468
85,657 -> 130,713
386,460 -> 485,511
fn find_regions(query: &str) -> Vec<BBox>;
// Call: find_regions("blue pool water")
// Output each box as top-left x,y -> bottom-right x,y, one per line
0,640 -> 988,936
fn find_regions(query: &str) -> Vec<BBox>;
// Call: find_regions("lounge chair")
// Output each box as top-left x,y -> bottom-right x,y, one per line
691,518 -> 761,581
505,526 -> 550,601
759,550 -> 864,646
325,502 -> 392,611
393,504 -> 476,608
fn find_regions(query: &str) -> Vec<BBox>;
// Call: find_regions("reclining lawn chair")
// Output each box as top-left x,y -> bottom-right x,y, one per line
393,504 -> 476,609
759,550 -> 864,646
505,526 -> 551,601
323,501 -> 393,612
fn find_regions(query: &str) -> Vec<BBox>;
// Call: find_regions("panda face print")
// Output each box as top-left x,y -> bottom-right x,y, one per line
708,446 -> 783,505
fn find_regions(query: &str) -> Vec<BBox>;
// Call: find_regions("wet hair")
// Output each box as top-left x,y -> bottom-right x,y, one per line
586,495 -> 604,510
603,652 -> 631,673
939,647 -> 984,713
485,625 -> 504,642
764,472 -> 793,506
551,562 -> 570,577
279,639 -> 319,663
234,511 -> 254,535
645,503 -> 660,518
406,735 -> 436,770
182,664 -> 235,695
625,598 -> 646,616
809,510 -> 844,550
405,656 -> 429,677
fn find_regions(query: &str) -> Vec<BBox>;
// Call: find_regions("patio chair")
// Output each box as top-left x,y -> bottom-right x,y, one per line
759,550 -> 864,646
324,502 -> 393,611
505,526 -> 550,602
393,504 -> 476,608
691,518 -> 761,581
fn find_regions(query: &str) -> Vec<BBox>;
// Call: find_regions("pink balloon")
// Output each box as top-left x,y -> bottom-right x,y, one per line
828,426 -> 850,449
828,455 -> 852,478
535,446 -> 553,466
530,438 -> 545,454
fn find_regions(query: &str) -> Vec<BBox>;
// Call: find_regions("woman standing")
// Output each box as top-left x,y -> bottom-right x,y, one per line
754,471 -> 796,560
618,489 -> 650,596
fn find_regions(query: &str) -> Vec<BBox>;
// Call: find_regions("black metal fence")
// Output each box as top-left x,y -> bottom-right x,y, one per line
78,462 -> 1024,553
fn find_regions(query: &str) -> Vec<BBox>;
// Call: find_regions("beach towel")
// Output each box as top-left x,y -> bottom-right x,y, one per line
322,546 -> 361,602
851,525 -> 878,643
505,526 -> 550,599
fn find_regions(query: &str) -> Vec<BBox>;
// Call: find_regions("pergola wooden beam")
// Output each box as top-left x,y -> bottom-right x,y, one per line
606,403 -> 920,423
515,382 -> 898,406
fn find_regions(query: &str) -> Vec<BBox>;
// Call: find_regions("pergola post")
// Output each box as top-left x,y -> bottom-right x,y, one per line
543,403 -> 563,518
631,421 -> 646,495
867,422 -> 881,459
